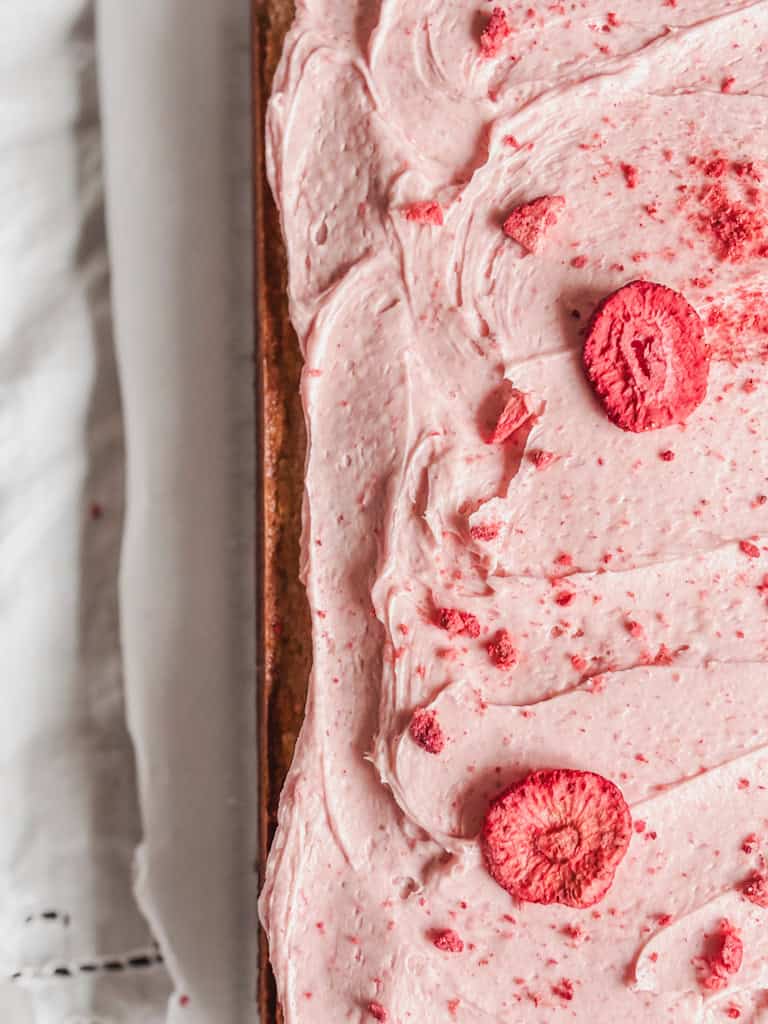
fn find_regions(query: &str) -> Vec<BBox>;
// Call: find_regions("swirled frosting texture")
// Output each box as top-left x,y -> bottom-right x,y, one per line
260,3 -> 768,1021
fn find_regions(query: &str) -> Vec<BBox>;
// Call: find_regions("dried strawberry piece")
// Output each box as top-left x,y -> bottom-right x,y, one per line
743,872 -> 768,907
437,607 -> 480,638
410,709 -> 445,755
368,1002 -> 389,1022
404,200 -> 443,226
488,629 -> 518,670
432,928 -> 464,953
481,768 -> 632,907
702,920 -> 743,991
503,195 -> 566,254
480,7 -> 511,58
486,387 -> 534,443
583,280 -> 709,432
529,449 -> 557,470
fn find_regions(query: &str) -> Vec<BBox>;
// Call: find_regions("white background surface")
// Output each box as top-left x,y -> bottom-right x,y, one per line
0,1 -> 257,1020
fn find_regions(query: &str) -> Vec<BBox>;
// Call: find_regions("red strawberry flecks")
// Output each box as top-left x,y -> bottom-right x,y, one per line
368,1002 -> 389,1022
431,929 -> 464,953
503,195 -> 566,253
403,200 -> 443,226
551,978 -> 574,1001
740,540 -> 761,559
437,607 -> 481,638
487,629 -> 518,670
480,7 -> 511,58
620,163 -> 638,189
583,281 -> 709,433
481,769 -> 632,908
470,522 -> 501,542
702,920 -> 743,991
410,708 -> 446,755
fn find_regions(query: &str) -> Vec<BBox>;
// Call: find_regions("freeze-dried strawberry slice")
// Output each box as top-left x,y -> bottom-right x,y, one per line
702,920 -> 743,991
481,768 -> 632,907
410,708 -> 446,754
503,195 -> 566,254
437,607 -> 480,638
583,281 -> 709,432
480,7 -> 511,58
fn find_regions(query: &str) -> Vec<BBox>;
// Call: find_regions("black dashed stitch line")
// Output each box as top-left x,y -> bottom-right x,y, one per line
126,956 -> 152,968
7,948 -> 165,982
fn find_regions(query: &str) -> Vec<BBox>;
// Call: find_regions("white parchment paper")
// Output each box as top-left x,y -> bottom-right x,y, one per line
99,2 -> 258,1022
0,1 -> 172,1019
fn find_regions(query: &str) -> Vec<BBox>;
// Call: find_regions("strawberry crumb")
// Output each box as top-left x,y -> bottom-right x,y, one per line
555,591 -> 574,607
437,607 -> 481,638
620,163 -> 638,189
432,929 -> 464,953
721,77 -> 736,94
368,1002 -> 388,1022
570,255 -> 588,268
404,200 -> 443,226
470,522 -> 501,541
503,195 -> 566,253
487,629 -> 518,670
480,7 -> 512,58
702,920 -> 743,991
410,709 -> 446,755
659,449 -> 675,461
694,180 -> 766,263
743,872 -> 768,907
740,541 -> 761,558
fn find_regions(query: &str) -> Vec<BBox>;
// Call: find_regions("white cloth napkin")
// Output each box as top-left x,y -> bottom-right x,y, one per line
0,0 -> 256,1020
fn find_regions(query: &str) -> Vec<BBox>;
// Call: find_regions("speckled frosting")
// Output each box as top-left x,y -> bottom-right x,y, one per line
260,3 -> 768,1020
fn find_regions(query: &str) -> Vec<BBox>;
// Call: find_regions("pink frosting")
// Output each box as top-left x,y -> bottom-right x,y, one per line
260,2 -> 768,1021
